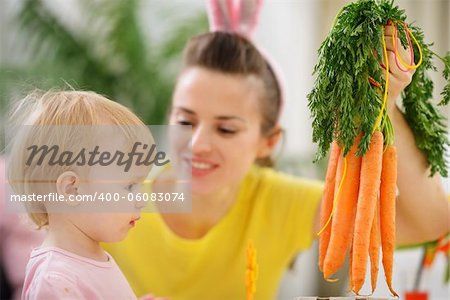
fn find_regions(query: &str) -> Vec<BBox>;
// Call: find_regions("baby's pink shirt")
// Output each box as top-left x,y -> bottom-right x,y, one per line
21,247 -> 137,300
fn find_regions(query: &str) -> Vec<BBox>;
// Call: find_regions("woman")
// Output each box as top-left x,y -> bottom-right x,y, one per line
105,31 -> 448,299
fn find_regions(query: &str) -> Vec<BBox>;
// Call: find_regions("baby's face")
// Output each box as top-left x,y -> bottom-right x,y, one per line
69,134 -> 152,243
74,165 -> 149,243
73,211 -> 143,243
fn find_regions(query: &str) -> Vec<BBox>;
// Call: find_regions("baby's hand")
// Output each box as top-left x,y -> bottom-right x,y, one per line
139,294 -> 171,300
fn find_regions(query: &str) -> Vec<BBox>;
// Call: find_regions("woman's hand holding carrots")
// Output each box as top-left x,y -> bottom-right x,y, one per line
312,1 -> 449,296
318,23 -> 406,296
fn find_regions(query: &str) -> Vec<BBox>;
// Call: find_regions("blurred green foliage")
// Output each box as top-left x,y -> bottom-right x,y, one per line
0,0 -> 208,128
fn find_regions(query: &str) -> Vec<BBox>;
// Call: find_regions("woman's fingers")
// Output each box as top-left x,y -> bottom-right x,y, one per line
372,23 -> 415,102
384,35 -> 411,62
384,51 -> 414,101
388,51 -> 414,81
382,24 -> 415,79
384,25 -> 395,36
383,24 -> 414,68
383,33 -> 395,51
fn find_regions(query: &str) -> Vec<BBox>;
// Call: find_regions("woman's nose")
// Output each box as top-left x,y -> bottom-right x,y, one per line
191,126 -> 213,155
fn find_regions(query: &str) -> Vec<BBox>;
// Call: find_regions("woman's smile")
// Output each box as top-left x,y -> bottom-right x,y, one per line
190,157 -> 219,177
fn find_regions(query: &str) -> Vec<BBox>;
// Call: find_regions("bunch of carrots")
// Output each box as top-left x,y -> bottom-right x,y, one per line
317,21 -> 421,296
319,133 -> 397,296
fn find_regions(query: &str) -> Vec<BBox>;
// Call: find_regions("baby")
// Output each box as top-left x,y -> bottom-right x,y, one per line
5,90 -> 160,299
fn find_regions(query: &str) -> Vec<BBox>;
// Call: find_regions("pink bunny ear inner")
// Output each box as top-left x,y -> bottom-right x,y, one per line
206,0 -> 224,31
207,0 -> 263,36
207,0 -> 235,32
237,0 -> 263,38
226,0 -> 240,32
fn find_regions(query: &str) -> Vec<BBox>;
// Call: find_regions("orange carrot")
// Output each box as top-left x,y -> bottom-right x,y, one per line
352,131 -> 384,294
333,149 -> 345,216
349,242 -> 354,292
380,145 -> 398,297
318,141 -> 341,272
369,199 -> 381,293
323,134 -> 362,279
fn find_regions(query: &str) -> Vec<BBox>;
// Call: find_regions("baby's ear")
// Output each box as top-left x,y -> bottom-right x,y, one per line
56,171 -> 79,198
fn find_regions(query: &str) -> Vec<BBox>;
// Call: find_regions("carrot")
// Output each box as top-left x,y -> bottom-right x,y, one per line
352,131 -> 384,294
323,133 -> 362,279
318,141 -> 341,272
349,242 -> 354,292
325,145 -> 345,280
380,145 -> 398,297
369,199 -> 381,293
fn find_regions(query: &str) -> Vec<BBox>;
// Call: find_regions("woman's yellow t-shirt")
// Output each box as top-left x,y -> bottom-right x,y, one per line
105,165 -> 323,300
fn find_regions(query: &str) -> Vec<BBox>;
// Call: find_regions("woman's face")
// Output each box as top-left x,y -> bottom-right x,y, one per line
170,67 -> 271,195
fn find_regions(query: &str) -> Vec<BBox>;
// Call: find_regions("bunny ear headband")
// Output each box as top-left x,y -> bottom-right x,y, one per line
206,0 -> 262,38
206,0 -> 285,124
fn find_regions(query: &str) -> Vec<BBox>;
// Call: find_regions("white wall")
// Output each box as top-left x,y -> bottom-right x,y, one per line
255,0 -> 322,157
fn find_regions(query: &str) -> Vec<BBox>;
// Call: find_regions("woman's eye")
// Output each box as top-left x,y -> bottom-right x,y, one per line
218,127 -> 237,135
177,120 -> 193,126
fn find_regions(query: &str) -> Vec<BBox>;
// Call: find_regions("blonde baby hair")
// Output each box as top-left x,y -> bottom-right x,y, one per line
7,89 -> 148,228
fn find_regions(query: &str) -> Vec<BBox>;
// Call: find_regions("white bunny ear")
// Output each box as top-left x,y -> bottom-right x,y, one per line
237,0 -> 263,38
206,0 -> 234,32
